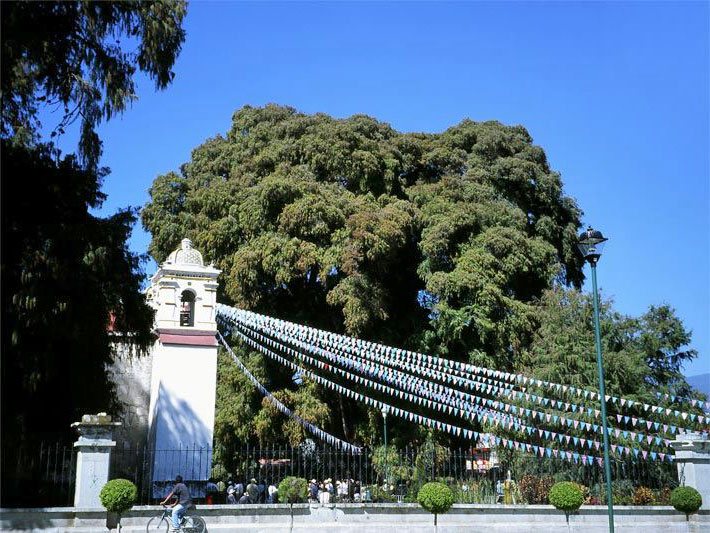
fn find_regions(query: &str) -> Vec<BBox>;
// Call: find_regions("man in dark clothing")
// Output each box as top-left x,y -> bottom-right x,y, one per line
308,479 -> 318,502
160,475 -> 192,532
238,492 -> 250,504
246,478 -> 259,503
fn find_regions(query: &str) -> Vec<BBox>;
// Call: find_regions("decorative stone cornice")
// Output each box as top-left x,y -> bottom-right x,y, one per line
71,412 -> 121,445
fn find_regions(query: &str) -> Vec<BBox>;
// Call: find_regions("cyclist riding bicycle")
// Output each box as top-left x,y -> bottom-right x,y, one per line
160,475 -> 192,532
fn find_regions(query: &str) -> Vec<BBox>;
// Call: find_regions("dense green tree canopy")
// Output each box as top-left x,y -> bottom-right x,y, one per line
519,288 -> 699,402
143,104 -> 587,453
1,0 -> 187,168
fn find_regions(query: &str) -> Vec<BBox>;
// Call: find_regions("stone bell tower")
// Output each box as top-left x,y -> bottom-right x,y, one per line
145,239 -> 221,487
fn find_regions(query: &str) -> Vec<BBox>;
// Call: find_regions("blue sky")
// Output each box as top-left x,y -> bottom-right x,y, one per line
45,1 -> 709,376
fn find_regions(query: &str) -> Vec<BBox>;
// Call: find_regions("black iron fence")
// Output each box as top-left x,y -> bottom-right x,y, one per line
1,441 -> 679,507
1,440 -> 77,508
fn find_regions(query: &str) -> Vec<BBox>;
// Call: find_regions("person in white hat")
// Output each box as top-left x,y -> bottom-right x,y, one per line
308,479 -> 318,502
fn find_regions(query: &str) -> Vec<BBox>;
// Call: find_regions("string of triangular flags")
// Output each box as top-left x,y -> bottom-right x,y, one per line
235,318 -> 673,453
216,306 -> 677,464
229,314 -> 673,462
216,305 -> 704,426
275,323 -> 679,440
226,324 -> 608,467
217,331 -> 362,453
218,304 -> 700,438
656,392 -> 710,412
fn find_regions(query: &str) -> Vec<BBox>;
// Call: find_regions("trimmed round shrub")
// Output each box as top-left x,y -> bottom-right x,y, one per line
548,481 -> 584,513
417,482 -> 455,515
278,476 -> 308,503
99,479 -> 137,513
671,486 -> 702,515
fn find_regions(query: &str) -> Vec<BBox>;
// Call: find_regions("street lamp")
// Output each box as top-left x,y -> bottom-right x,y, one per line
577,226 -> 614,533
381,406 -> 389,485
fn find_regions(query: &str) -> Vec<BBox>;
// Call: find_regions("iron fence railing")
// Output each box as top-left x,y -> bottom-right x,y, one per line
1,441 -> 679,507
1,440 -> 77,507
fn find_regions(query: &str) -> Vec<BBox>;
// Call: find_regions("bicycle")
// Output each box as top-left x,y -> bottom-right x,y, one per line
146,505 -> 206,533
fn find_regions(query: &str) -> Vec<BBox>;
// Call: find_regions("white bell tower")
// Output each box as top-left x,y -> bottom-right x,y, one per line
145,239 -> 221,487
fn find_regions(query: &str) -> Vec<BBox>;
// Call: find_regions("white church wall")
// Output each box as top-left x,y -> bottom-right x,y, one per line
147,341 -> 217,498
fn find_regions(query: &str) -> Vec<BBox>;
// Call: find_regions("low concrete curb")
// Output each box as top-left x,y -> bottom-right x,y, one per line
2,503 -> 708,532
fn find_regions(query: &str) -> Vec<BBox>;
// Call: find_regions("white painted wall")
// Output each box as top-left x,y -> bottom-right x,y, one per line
147,341 -> 217,483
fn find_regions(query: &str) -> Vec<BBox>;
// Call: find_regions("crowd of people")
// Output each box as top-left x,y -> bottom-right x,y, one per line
307,478 -> 364,503
207,478 -> 280,504
203,477 -> 367,504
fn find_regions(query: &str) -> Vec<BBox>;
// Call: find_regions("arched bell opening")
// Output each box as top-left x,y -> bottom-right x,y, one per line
180,290 -> 196,327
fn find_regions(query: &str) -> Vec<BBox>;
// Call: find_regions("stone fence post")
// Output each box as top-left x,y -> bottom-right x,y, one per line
671,431 -> 710,509
71,413 -> 121,508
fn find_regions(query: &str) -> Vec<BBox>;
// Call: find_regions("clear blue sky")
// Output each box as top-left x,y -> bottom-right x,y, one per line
47,1 -> 709,376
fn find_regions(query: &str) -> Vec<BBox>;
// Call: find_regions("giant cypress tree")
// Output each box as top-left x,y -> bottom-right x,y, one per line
142,105 -> 585,450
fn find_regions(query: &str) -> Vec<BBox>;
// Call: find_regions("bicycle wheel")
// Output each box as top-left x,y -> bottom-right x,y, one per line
146,515 -> 170,533
183,514 -> 206,533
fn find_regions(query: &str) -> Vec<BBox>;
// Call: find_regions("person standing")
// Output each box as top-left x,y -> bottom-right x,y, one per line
308,479 -> 318,503
267,481 -> 278,503
338,479 -> 349,502
160,475 -> 192,532
318,481 -> 330,504
235,479 -> 244,499
246,478 -> 259,503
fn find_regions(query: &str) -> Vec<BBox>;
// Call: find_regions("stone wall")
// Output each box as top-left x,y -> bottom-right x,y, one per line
106,340 -> 153,447
2,504 -> 708,533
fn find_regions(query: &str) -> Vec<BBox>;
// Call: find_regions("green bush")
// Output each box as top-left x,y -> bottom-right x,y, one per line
366,484 -> 396,503
654,487 -> 673,506
671,486 -> 702,515
277,476 -> 308,503
417,482 -> 454,515
611,479 -> 635,505
632,486 -> 654,506
548,481 -> 584,513
99,479 -> 137,513
519,475 -> 554,504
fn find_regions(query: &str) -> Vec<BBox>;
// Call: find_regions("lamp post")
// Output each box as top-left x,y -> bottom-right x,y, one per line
382,406 -> 389,485
577,226 -> 614,533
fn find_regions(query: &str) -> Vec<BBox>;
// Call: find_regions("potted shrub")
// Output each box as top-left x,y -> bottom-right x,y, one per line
670,486 -> 702,520
417,481 -> 454,529
548,481 -> 584,523
99,478 -> 137,531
